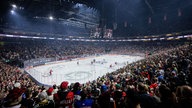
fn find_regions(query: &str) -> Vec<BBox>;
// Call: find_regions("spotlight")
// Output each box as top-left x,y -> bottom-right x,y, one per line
12,4 -> 17,9
49,16 -> 53,20
10,10 -> 15,14
19,7 -> 24,10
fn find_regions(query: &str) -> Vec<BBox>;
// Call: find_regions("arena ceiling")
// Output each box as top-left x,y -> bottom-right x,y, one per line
0,0 -> 192,37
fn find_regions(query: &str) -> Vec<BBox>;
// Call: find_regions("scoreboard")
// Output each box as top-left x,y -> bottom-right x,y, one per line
104,29 -> 113,38
90,28 -> 113,39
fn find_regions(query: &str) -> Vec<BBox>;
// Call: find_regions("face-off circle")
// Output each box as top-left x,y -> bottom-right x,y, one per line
64,71 -> 92,80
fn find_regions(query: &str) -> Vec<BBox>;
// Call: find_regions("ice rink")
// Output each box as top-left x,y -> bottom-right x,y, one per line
25,54 -> 144,86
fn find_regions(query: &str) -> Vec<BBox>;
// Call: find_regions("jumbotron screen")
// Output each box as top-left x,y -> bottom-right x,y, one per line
90,28 -> 113,38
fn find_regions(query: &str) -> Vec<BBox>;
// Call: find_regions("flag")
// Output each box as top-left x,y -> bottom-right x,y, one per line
124,21 -> 127,27
148,17 -> 151,24
113,22 -> 117,30
178,8 -> 182,17
164,14 -> 167,21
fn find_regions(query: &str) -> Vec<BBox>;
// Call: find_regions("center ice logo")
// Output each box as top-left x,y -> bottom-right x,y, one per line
65,71 -> 92,80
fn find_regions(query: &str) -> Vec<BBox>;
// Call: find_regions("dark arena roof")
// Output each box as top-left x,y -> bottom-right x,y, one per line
0,1 -> 192,108
0,0 -> 192,38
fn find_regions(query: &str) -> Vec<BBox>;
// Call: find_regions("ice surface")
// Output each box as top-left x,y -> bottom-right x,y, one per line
26,54 -> 144,86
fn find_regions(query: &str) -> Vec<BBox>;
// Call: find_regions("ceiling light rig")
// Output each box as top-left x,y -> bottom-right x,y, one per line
12,4 -> 17,9
10,4 -> 17,14
49,16 -> 54,20
10,10 -> 15,14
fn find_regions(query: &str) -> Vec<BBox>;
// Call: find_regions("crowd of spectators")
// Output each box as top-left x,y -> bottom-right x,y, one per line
0,39 -> 184,66
0,37 -> 191,108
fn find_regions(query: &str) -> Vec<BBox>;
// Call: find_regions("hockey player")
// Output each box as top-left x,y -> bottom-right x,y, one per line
49,69 -> 53,76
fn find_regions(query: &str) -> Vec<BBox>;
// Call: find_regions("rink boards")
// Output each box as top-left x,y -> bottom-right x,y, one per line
25,54 -> 144,86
